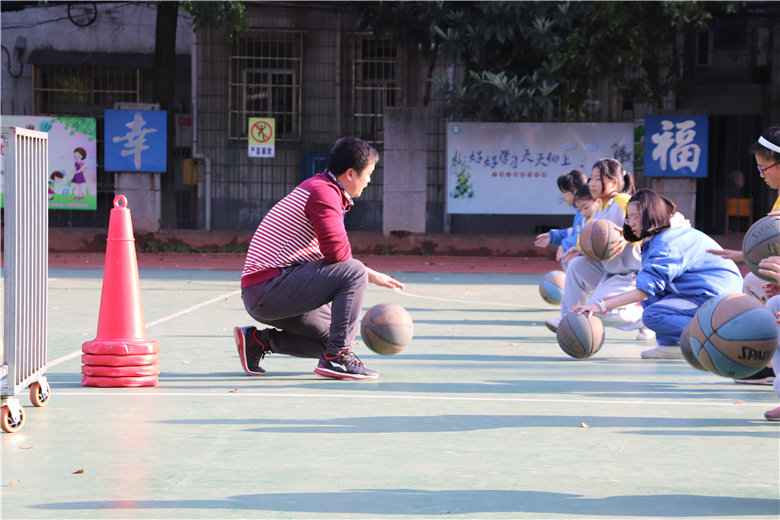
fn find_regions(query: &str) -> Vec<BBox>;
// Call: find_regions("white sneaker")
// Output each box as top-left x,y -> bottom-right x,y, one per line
641,345 -> 683,359
545,317 -> 561,334
635,327 -> 656,341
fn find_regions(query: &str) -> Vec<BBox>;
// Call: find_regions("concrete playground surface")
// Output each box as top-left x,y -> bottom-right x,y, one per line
1,256 -> 778,519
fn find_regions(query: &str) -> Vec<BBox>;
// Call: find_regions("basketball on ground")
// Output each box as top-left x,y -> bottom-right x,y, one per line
679,323 -> 705,371
686,293 -> 778,379
539,270 -> 565,305
360,303 -> 414,355
556,312 -> 605,359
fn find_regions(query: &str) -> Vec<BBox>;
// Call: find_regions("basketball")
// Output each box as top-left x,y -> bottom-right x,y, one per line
579,220 -> 625,261
539,270 -> 565,305
360,303 -> 414,355
679,323 -> 705,371
742,214 -> 780,280
556,312 -> 605,359
685,293 -> 778,379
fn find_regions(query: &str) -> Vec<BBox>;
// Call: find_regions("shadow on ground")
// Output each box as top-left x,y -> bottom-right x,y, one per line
34,489 -> 780,516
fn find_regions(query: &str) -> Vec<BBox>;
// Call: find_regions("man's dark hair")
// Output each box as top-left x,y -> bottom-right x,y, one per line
556,169 -> 587,194
623,188 -> 676,242
328,137 -> 379,176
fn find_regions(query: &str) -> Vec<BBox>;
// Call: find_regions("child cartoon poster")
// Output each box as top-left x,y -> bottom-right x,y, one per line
0,115 -> 97,210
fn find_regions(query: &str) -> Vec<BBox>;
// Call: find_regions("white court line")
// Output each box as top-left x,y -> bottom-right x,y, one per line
398,289 -> 546,309
51,390 -> 771,408
48,289 -> 241,369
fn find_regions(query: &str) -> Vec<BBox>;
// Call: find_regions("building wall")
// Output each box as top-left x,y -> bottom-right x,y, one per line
195,3 -> 430,231
677,12 -> 780,232
2,3 -> 192,116
196,5 -> 779,234
1,3 -> 194,229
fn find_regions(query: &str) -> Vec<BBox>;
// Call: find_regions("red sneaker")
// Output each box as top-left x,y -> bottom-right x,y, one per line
764,405 -> 780,422
233,326 -> 270,376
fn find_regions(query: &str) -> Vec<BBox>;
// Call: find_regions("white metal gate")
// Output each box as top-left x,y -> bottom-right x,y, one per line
1,126 -> 52,433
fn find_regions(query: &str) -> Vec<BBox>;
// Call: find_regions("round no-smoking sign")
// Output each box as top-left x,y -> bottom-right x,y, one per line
249,119 -> 273,144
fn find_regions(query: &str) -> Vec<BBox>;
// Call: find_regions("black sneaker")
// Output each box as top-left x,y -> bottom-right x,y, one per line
314,349 -> 379,380
233,326 -> 270,376
733,366 -> 775,386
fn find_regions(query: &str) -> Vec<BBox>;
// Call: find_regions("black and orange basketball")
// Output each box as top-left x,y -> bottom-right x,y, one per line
360,304 -> 414,355
579,220 -> 625,261
686,293 -> 777,378
742,214 -> 780,280
556,312 -> 605,359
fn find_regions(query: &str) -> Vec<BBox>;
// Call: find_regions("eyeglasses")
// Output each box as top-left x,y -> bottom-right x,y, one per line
757,162 -> 780,177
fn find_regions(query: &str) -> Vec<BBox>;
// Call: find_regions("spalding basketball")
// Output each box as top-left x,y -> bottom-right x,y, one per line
679,322 -> 705,371
539,270 -> 565,305
556,312 -> 605,359
743,214 -> 780,280
360,304 -> 414,355
579,220 -> 625,261
686,293 -> 778,379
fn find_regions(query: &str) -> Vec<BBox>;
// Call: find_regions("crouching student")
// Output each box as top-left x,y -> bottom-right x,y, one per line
756,255 -> 780,421
548,158 -> 652,340
574,189 -> 743,359
708,126 -> 780,384
535,170 -> 588,267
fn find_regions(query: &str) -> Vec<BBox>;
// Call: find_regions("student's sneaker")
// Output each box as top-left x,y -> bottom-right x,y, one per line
233,326 -> 271,376
640,344 -> 683,360
314,349 -> 379,380
764,405 -> 780,422
733,367 -> 775,386
635,327 -> 656,341
545,317 -> 561,334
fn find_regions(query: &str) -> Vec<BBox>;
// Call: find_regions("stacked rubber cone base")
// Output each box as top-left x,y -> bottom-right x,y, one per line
82,340 -> 160,387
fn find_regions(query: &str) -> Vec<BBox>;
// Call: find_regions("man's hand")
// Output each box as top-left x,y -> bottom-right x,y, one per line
555,245 -> 564,262
707,248 -> 744,263
534,233 -> 551,248
758,257 -> 780,285
367,268 -> 405,290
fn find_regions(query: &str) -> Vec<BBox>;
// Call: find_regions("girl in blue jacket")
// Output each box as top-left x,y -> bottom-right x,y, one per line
535,170 -> 588,266
574,189 -> 743,358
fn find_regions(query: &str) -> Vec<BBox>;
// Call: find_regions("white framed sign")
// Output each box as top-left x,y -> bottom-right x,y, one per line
446,122 -> 634,215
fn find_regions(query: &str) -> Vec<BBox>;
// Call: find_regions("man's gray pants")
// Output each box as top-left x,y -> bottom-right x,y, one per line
241,258 -> 368,358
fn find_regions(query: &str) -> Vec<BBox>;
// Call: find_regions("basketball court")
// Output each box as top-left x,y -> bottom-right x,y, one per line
2,265 -> 779,519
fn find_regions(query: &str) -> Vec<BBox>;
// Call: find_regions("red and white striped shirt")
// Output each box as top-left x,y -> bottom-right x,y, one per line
241,172 -> 353,288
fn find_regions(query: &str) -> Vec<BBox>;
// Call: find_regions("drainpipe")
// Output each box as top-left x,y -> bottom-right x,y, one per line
191,26 -> 212,230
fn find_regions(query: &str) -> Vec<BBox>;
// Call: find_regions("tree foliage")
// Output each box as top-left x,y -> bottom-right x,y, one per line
358,1 -> 732,121
182,1 -> 247,39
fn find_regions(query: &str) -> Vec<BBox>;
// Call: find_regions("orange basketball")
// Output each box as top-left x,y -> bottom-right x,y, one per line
579,220 -> 625,261
742,214 -> 780,281
686,293 -> 777,378
360,304 -> 414,355
539,270 -> 565,305
556,312 -> 605,359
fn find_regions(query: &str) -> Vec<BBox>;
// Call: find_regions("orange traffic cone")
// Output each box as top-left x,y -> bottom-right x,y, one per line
82,195 -> 159,387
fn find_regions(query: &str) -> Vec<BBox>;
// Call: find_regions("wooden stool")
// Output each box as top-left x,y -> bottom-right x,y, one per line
725,197 -> 752,233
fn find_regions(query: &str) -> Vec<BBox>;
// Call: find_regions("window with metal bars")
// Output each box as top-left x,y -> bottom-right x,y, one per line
351,35 -> 402,145
33,64 -> 141,116
32,64 -> 142,226
229,31 -> 303,141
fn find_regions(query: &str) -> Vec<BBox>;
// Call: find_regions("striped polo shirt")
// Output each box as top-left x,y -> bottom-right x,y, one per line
241,172 -> 354,288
